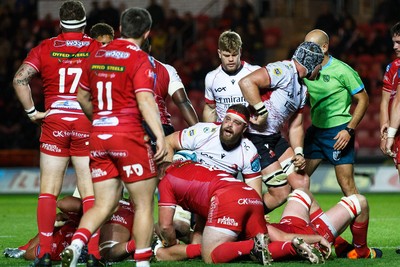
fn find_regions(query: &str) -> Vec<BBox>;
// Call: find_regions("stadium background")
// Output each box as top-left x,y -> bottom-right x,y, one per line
0,0 -> 399,194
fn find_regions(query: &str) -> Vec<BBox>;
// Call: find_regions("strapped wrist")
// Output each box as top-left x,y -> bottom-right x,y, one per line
25,106 -> 37,118
294,147 -> 304,156
253,102 -> 268,116
387,127 -> 398,138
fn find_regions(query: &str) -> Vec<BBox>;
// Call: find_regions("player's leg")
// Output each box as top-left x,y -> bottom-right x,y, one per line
280,147 -> 310,190
126,177 -> 158,266
36,153 -> 69,261
99,223 -> 132,262
61,179 -> 122,266
334,164 -> 358,196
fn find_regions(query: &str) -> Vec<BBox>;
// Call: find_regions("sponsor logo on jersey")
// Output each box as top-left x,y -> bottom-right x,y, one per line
52,130 -> 89,139
187,129 -> 196,136
123,164 -> 144,177
91,150 -> 128,158
203,127 -> 211,133
51,51 -> 90,58
95,49 -> 130,59
238,198 -> 263,205
215,96 -> 246,104
41,143 -> 61,153
53,40 -> 91,48
217,216 -> 238,226
110,214 -> 128,225
214,87 -> 226,92
51,100 -> 81,109
91,64 -> 125,72
91,168 -> 107,178
93,117 -> 119,126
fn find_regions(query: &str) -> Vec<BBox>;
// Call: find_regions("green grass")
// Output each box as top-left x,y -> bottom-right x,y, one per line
0,193 -> 399,266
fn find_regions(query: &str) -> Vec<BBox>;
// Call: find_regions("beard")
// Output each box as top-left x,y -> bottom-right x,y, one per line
220,127 -> 241,151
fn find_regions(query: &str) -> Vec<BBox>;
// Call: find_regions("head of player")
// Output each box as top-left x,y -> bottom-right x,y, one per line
292,41 -> 324,80
59,0 -> 87,33
390,22 -> 400,57
220,104 -> 250,150
120,7 -> 152,45
90,22 -> 114,44
218,30 -> 242,73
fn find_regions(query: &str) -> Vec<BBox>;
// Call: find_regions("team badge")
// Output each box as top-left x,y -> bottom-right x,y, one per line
322,74 -> 330,82
274,68 -> 282,76
333,150 -> 341,161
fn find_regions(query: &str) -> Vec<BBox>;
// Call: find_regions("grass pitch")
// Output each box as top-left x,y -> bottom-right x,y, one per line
0,193 -> 399,266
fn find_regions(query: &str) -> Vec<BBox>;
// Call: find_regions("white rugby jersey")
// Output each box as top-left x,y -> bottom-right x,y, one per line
178,122 -> 261,181
204,61 -> 260,122
248,60 -> 307,135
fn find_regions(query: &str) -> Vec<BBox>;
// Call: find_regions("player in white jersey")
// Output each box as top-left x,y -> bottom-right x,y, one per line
239,41 -> 324,213
165,104 -> 262,196
203,30 -> 260,122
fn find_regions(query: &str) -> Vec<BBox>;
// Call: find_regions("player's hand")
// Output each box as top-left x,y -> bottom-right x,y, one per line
380,131 -> 388,154
292,154 -> 306,171
380,123 -> 388,136
333,129 -> 351,150
249,112 -> 268,131
29,110 -> 49,124
385,137 -> 396,158
318,237 -> 331,259
154,139 -> 168,164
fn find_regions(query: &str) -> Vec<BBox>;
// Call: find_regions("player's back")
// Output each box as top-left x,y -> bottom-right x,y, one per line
159,161 -> 244,217
80,39 -> 155,132
25,32 -> 100,111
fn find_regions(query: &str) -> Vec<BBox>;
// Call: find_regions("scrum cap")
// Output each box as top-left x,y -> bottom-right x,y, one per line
292,41 -> 323,77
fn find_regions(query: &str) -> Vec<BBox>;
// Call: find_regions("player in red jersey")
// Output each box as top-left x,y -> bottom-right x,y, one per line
141,40 -> 199,150
60,7 -> 166,267
382,23 -> 400,171
157,160 -> 271,265
12,1 -> 102,266
156,161 -> 333,265
4,195 -> 137,264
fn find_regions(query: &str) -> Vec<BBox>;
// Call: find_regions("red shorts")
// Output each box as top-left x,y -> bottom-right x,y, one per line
40,114 -> 91,157
89,131 -> 157,183
207,186 -> 266,239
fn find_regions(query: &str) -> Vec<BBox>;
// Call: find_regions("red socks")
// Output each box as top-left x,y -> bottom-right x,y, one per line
351,220 -> 369,257
134,247 -> 153,262
186,244 -> 201,259
82,196 -> 101,259
37,193 -> 56,257
268,241 -> 297,260
211,240 -> 253,263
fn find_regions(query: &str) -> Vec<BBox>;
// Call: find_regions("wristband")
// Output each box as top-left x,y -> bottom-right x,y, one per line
25,106 -> 37,118
294,147 -> 304,156
387,127 -> 398,138
253,102 -> 268,116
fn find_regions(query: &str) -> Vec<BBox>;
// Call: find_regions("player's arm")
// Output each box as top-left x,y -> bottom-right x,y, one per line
171,88 -> 199,126
137,91 -> 167,162
333,89 -> 369,151
13,63 -> 47,123
380,90 -> 391,153
77,86 -> 93,121
238,68 -> 270,125
158,206 -> 178,247
288,111 -> 306,170
386,83 -> 400,156
202,103 -> 217,122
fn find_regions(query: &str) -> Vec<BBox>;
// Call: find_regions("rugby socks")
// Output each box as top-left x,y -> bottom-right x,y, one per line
134,247 -> 152,267
72,227 -> 91,247
211,240 -> 253,263
126,239 -> 136,254
37,193 -> 57,257
351,219 -> 370,257
186,244 -> 201,259
82,196 -> 101,259
310,207 -> 323,221
268,241 -> 297,260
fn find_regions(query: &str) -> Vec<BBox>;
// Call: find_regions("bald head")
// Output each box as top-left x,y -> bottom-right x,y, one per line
305,29 -> 329,46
